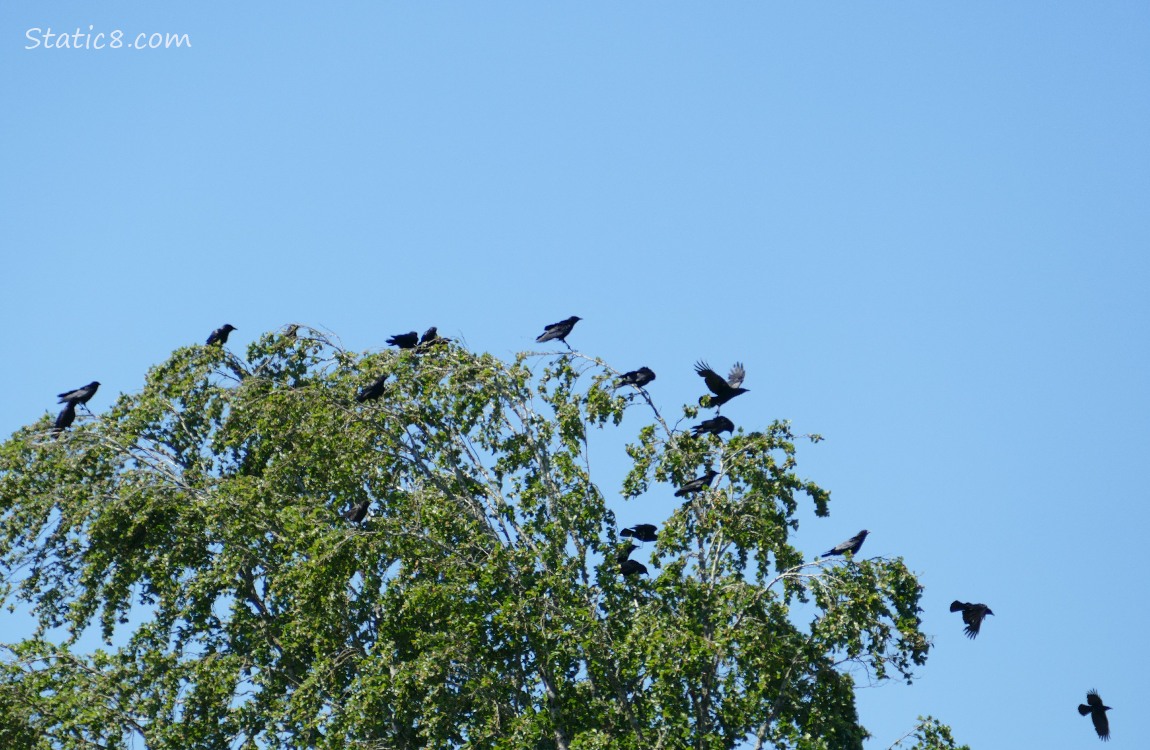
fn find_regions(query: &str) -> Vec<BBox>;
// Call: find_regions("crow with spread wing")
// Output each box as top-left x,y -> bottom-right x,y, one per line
695,361 -> 748,411
949,601 -> 994,639
1078,690 -> 1112,741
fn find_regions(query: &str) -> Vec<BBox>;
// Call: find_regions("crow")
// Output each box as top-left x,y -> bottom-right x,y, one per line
387,331 -> 419,349
619,559 -> 648,577
343,500 -> 370,524
535,316 -> 581,349
206,324 -> 237,346
821,530 -> 869,558
949,601 -> 994,639
1078,690 -> 1111,741
419,327 -> 441,346
52,402 -> 77,435
616,543 -> 639,564
695,361 -> 748,410
674,469 -> 718,498
621,524 -> 658,543
57,381 -> 100,407
356,373 -> 388,403
692,416 -> 735,438
616,367 -> 656,389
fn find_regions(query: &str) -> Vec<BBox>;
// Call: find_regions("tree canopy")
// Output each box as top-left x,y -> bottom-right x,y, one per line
0,328 -> 967,749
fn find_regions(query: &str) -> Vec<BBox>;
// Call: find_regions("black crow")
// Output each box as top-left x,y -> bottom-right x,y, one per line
949,601 -> 994,639
52,402 -> 77,435
674,469 -> 718,498
616,543 -> 639,564
616,367 -> 656,389
57,381 -> 100,407
206,324 -> 237,346
343,500 -> 370,524
821,530 -> 869,558
1078,690 -> 1111,741
419,327 -> 441,346
619,559 -> 648,577
692,416 -> 735,438
695,361 -> 748,410
356,373 -> 388,403
621,524 -> 658,543
387,331 -> 419,349
535,316 -> 581,349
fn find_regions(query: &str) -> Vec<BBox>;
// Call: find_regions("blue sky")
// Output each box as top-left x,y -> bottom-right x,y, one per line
3,2 -> 1148,747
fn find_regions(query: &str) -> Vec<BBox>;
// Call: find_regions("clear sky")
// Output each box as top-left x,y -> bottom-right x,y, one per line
2,2 -> 1148,747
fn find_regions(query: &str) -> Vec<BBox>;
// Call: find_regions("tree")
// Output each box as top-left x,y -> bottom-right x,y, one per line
0,327 -> 963,749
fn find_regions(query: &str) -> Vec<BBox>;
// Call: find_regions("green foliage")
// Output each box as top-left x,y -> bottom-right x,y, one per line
890,716 -> 971,750
0,328 -> 963,749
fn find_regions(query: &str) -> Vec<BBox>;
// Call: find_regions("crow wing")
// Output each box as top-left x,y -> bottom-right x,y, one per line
727,362 -> 746,389
695,361 -> 732,397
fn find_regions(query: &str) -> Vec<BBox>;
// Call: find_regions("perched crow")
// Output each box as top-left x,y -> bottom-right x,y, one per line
1078,690 -> 1111,741
206,324 -> 237,346
616,367 -> 656,389
343,500 -> 370,524
535,316 -> 582,348
821,530 -> 869,558
674,469 -> 718,498
53,402 -> 77,435
692,416 -> 735,438
387,331 -> 419,349
616,543 -> 639,564
619,559 -> 648,577
621,524 -> 658,543
949,601 -> 994,639
695,361 -> 748,410
356,373 -> 389,403
419,327 -> 440,345
57,381 -> 100,407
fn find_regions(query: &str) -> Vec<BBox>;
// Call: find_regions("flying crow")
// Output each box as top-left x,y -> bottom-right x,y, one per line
1078,690 -> 1111,741
356,373 -> 388,403
57,381 -> 100,407
616,367 -> 656,389
695,361 -> 748,410
535,316 -> 581,349
949,601 -> 994,639
619,559 -> 648,577
343,500 -> 370,524
821,530 -> 869,558
387,331 -> 419,349
621,524 -> 658,543
674,469 -> 718,498
692,416 -> 735,438
206,324 -> 237,346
